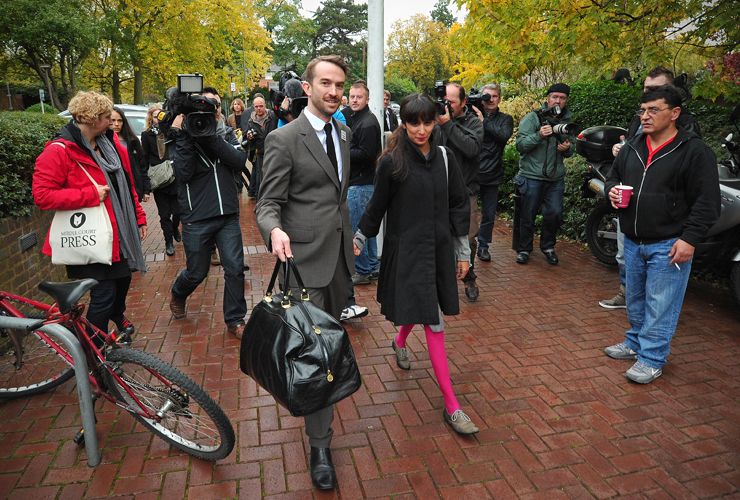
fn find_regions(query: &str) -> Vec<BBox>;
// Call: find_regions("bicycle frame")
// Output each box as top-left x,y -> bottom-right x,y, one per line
0,290 -> 176,421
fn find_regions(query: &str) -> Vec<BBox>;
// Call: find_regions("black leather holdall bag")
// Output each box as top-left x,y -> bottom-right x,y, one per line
239,258 -> 362,416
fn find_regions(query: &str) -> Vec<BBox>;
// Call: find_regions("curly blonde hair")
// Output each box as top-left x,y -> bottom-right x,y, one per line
145,103 -> 163,130
67,91 -> 114,125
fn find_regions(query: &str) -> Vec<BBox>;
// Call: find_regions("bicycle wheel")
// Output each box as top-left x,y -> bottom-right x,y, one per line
0,310 -> 74,399
104,348 -> 235,461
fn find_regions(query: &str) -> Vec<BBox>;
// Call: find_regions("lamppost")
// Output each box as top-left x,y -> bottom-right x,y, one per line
228,72 -> 235,110
39,64 -> 53,112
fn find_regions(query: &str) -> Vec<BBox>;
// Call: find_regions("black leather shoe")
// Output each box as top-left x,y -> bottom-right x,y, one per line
516,251 -> 529,264
165,242 -> 175,256
464,282 -> 479,302
543,249 -> 559,265
477,247 -> 491,262
310,447 -> 336,490
173,227 -> 182,243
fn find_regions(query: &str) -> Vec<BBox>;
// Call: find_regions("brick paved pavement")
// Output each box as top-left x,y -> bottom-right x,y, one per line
1,195 -> 738,499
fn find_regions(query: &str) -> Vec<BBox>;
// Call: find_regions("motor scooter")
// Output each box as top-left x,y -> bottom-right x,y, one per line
576,111 -> 740,305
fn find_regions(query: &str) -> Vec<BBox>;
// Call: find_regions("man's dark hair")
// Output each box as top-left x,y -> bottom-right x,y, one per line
446,82 -> 466,102
640,84 -> 682,108
646,66 -> 675,83
351,80 -> 369,96
302,55 -> 348,84
202,87 -> 220,97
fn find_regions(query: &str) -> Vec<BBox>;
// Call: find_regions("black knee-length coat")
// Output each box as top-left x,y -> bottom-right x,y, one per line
358,139 -> 470,325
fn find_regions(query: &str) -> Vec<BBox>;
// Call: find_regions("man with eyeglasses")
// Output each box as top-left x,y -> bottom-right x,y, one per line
600,67 -> 702,309
603,85 -> 719,384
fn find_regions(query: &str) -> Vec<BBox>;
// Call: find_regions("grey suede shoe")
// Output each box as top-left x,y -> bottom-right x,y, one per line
391,339 -> 410,370
443,409 -> 479,435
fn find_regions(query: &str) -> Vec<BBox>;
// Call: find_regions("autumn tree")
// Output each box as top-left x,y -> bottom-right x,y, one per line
1,0 -> 99,109
385,14 -> 457,93
455,0 -> 739,91
431,0 -> 456,29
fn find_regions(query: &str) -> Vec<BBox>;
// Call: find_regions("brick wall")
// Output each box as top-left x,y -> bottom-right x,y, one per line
0,207 -> 66,302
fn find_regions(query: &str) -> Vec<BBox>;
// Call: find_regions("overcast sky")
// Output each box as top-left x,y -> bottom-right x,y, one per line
299,0 -> 466,40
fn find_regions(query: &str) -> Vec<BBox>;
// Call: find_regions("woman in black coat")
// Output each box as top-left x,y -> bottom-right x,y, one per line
141,104 -> 180,256
354,94 -> 478,435
111,106 -> 150,202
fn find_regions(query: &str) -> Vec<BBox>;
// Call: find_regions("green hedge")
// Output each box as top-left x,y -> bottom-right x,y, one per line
24,103 -> 61,114
0,112 -> 66,218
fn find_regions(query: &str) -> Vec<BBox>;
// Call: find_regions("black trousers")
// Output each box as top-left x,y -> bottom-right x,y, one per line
86,275 -> 132,334
153,189 -> 180,245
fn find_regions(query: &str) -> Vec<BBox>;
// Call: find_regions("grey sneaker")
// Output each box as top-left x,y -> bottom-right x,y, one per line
391,339 -> 410,370
443,409 -> 479,435
604,342 -> 638,360
625,361 -> 662,384
599,285 -> 626,309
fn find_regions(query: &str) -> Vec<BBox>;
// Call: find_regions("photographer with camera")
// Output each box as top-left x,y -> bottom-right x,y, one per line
475,84 -> 513,262
514,83 -> 574,265
436,82 -> 484,302
243,95 -> 277,198
164,79 -> 249,340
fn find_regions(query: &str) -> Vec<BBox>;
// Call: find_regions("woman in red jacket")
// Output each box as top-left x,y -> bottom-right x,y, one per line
33,91 -> 147,343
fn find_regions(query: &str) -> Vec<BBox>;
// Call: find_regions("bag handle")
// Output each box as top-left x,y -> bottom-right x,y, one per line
264,257 -> 310,306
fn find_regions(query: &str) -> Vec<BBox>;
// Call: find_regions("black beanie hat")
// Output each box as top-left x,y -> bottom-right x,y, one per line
546,83 -> 570,96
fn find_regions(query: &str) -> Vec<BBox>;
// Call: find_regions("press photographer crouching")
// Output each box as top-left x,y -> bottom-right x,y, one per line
514,83 -> 575,266
163,75 -> 249,339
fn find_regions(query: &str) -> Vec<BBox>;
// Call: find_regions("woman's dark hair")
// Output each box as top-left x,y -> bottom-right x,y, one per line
382,93 -> 437,181
112,106 -> 144,160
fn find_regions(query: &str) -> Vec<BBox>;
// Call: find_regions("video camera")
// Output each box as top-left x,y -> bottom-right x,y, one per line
270,70 -> 308,122
434,80 -> 451,116
467,88 -> 492,110
158,74 -> 219,137
535,104 -> 577,136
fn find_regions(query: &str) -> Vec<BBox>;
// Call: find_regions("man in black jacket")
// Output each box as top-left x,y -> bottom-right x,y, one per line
168,89 -> 250,339
474,83 -> 513,262
383,89 -> 398,133
438,82 -> 484,302
603,85 -> 720,384
600,66 -> 702,309
341,80 -> 382,286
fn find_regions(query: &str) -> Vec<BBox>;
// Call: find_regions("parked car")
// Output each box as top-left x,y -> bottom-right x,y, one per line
59,104 -> 149,140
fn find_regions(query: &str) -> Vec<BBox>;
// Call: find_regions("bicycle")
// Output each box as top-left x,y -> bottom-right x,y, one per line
0,278 -> 235,461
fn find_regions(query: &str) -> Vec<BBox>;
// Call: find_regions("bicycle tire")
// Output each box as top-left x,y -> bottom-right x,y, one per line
0,309 -> 75,399
104,348 -> 235,461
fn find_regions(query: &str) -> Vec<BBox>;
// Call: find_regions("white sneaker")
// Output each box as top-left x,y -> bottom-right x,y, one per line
340,305 -> 368,321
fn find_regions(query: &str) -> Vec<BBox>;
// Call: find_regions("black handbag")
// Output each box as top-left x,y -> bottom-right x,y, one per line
239,258 -> 362,416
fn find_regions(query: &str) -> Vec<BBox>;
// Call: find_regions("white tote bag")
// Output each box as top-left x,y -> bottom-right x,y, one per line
49,162 -> 114,266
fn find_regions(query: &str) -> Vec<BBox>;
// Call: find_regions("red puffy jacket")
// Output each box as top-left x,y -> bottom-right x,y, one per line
32,132 -> 147,262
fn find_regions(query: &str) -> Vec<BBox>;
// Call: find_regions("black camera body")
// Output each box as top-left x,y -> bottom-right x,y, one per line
160,74 -> 218,137
535,104 -> 577,137
467,88 -> 492,110
434,80 -> 451,115
270,71 -> 308,122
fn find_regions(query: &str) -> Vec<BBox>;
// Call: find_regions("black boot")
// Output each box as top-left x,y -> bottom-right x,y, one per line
309,447 -> 336,490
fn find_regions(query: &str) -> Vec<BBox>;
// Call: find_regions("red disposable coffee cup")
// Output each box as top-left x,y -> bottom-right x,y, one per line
615,185 -> 633,208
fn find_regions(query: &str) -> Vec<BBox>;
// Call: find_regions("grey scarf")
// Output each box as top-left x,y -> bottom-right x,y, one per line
79,126 -> 147,273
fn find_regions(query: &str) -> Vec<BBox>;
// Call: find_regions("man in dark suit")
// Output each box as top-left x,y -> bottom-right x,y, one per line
255,55 -> 354,491
383,89 -> 399,132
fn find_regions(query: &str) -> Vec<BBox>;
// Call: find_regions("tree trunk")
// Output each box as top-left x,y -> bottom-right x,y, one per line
133,68 -> 144,105
112,70 -> 121,104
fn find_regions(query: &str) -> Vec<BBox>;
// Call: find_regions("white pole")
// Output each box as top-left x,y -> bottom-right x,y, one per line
367,0 -> 384,130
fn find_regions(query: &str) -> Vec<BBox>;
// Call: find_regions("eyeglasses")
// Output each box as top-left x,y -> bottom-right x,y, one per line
636,106 -> 672,117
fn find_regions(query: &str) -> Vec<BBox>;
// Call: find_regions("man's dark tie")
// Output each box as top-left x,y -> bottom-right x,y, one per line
323,123 -> 338,174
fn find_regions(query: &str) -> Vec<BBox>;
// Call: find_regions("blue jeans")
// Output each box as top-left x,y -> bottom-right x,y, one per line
515,176 -> 564,253
477,184 -> 499,250
172,214 -> 247,326
348,185 -> 378,275
623,237 -> 692,369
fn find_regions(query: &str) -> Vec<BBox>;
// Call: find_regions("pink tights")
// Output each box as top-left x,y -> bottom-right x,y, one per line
395,324 -> 460,415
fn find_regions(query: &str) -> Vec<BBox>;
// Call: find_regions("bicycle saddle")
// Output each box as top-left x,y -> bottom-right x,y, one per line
38,279 -> 99,314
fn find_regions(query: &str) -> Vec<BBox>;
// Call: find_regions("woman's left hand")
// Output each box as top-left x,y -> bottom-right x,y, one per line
139,225 -> 148,240
457,260 -> 469,280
